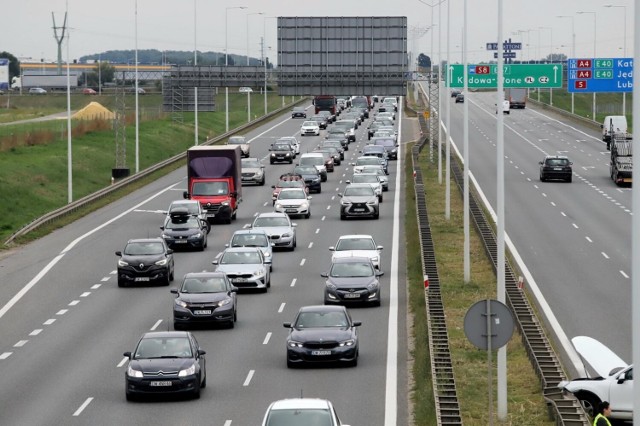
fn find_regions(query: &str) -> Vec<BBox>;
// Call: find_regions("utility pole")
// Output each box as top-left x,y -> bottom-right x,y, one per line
52,12 -> 68,75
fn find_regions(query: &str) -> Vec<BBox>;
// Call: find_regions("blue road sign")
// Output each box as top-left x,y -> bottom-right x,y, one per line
568,58 -> 633,93
486,42 -> 522,51
494,52 -> 516,59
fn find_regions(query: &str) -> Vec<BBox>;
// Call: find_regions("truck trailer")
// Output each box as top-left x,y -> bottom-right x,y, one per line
610,132 -> 632,185
183,145 -> 242,224
505,88 -> 526,109
11,74 -> 79,91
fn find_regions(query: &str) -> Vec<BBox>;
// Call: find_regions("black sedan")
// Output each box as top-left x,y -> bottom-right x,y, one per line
322,256 -> 383,306
124,331 -> 206,400
283,305 -> 361,368
293,166 -> 322,193
269,144 -> 295,164
291,106 -> 307,118
171,272 -> 238,329
115,238 -> 175,287
539,155 -> 573,182
160,209 -> 208,251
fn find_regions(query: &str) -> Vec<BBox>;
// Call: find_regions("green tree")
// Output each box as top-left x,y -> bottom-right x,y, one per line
0,51 -> 21,81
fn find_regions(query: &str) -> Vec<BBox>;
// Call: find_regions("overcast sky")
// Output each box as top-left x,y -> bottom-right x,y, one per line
6,0 -> 633,65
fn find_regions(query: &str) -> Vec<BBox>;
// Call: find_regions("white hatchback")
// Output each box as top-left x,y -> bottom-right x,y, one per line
329,234 -> 383,270
300,120 -> 320,136
273,188 -> 312,219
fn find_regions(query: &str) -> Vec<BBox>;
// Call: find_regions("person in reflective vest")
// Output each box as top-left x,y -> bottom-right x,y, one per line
593,401 -> 611,426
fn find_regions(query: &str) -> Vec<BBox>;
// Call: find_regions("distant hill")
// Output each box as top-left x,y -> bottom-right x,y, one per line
79,49 -> 272,68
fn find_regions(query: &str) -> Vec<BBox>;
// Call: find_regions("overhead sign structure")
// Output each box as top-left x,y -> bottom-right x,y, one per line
567,58 -> 633,93
493,52 -> 516,59
448,64 -> 563,89
486,42 -> 522,51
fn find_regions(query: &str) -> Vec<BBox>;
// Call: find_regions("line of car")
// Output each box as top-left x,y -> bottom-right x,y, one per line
117,99 -> 397,425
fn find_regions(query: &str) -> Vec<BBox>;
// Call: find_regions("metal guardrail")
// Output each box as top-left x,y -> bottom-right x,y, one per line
413,113 -> 462,425
526,97 -> 601,131
412,83 -> 589,425
4,99 -> 308,246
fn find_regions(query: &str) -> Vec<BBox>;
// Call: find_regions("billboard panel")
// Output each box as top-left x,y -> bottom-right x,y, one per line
0,59 -> 9,90
277,16 -> 407,95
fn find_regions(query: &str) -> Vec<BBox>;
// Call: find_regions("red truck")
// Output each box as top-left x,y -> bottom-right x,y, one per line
313,95 -> 338,116
183,145 -> 242,224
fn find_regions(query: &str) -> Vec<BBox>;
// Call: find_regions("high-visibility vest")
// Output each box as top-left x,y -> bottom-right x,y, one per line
593,413 -> 611,426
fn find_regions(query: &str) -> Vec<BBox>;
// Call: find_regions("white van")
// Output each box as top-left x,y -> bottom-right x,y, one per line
602,115 -> 628,149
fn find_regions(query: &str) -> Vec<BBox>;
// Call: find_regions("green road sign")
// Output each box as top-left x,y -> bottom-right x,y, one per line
447,64 -> 563,88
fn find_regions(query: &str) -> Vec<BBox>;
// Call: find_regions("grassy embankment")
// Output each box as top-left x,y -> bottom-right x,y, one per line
0,92 -> 297,245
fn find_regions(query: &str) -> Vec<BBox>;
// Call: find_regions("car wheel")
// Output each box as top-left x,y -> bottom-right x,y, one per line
170,268 -> 174,281
126,391 -> 136,402
575,392 -> 600,418
173,322 -> 181,330
289,159 -> 293,164
201,372 -> 207,388
567,175 -> 572,183
192,383 -> 201,399
163,276 -> 171,286
316,186 -> 321,194
228,318 -> 235,328
540,174 -> 545,182
340,214 -> 346,220
374,212 -> 380,219
305,211 -> 311,219
293,238 -> 297,248
287,358 -> 296,369
260,177 -> 265,186
270,160 -> 274,164
379,195 -> 383,203
118,278 -> 126,288
349,356 -> 358,367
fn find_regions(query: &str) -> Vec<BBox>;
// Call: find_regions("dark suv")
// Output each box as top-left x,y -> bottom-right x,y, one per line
539,155 -> 573,182
116,238 -> 175,287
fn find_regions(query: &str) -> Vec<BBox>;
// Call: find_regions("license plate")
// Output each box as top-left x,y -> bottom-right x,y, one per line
554,167 -> 563,171
311,350 -> 331,356
194,309 -> 212,315
135,277 -> 150,282
233,278 -> 248,283
174,240 -> 188,244
206,213 -> 215,218
353,208 -> 365,212
150,381 -> 172,387
286,209 -> 298,213
344,293 -> 360,299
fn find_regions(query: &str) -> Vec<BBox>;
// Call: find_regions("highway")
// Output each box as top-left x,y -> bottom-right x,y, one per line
438,88 -> 632,364
0,103 -> 412,425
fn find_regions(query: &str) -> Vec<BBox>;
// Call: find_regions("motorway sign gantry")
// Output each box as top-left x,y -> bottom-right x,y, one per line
567,58 -> 633,93
448,64 -> 563,89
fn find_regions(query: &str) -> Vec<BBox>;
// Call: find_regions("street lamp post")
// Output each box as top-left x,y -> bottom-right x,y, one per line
556,15 -> 575,114
194,0 -> 198,145
539,26 -> 553,105
225,6 -> 247,133
577,11 -> 597,121
604,4 -> 627,116
246,12 -> 263,124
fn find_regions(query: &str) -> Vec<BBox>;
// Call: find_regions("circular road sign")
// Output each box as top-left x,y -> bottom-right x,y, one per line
464,299 -> 514,350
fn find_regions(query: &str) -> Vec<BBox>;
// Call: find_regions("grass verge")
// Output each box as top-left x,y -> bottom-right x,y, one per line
406,144 -> 555,425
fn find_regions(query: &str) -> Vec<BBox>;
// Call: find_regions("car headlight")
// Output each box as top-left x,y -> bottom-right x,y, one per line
326,282 -> 337,291
217,298 -> 231,307
155,258 -> 168,266
339,339 -> 355,347
189,233 -> 202,239
161,233 -> 169,239
366,200 -> 377,205
288,340 -> 304,348
312,178 -> 320,183
222,200 -> 230,206
270,153 -> 276,157
282,232 -> 292,238
367,281 -> 379,291
127,365 -> 143,378
178,364 -> 196,377
118,259 -> 129,267
341,200 -> 352,206
275,202 -> 283,209
175,299 -> 188,308
263,251 -> 271,257
285,153 -> 291,157
300,202 -> 309,209
254,267 -> 266,278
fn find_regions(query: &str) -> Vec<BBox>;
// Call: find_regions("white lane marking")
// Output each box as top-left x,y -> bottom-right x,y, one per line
550,202 -> 556,207
541,193 -> 547,198
69,300 -> 80,306
331,196 -> 335,201
278,303 -> 286,313
621,271 -> 630,279
29,329 -> 42,336
14,340 -> 28,347
150,320 -> 163,331
308,242 -> 314,248
100,277 -> 110,282
117,357 -> 128,368
300,259 -> 306,266
243,370 -> 255,386
73,397 -> 94,416
326,205 -> 331,210
321,216 -> 326,221
0,182 -> 182,321
0,352 -> 12,360
223,421 -> 232,426
263,333 -> 272,345
586,236 -> 593,243
263,201 -> 269,207
290,278 -> 297,287
315,228 -> 320,234
602,252 -> 610,259
91,284 -> 101,290
572,223 -> 579,229
43,319 -> 56,325
561,212 -> 567,217
56,309 -> 68,315
80,292 -> 91,297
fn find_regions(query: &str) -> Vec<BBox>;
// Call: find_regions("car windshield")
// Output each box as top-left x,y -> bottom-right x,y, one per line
278,180 -> 305,189
361,166 -> 384,175
165,216 -> 200,230
228,137 -> 246,145
300,157 -> 323,166
231,234 -> 269,247
336,237 -> 376,251
279,190 -> 307,200
220,251 -> 262,264
124,242 -> 165,255
279,137 -> 297,144
242,159 -> 261,168
181,277 -> 227,293
192,181 -> 229,196
254,217 -> 290,227
330,261 -> 374,277
357,158 -> 381,166
273,144 -> 292,152
293,107 -> 305,112
265,409 -> 332,426
344,186 -> 374,196
352,175 -> 379,184
546,158 -> 570,166
295,311 -> 349,328
134,337 -> 192,359
294,167 -> 318,175
302,121 -> 317,127
374,139 -> 395,147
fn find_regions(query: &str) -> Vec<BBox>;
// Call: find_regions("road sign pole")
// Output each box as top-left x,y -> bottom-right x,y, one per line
463,0 -> 470,284
445,0 -> 451,221
632,3 -> 640,421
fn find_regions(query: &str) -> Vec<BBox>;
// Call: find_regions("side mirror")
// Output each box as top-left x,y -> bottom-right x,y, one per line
264,258 -> 272,265
321,272 -> 328,277
307,196 -> 312,200
183,191 -> 190,199
170,288 -> 178,294
538,161 -> 543,165
377,246 -> 384,250
283,322 -> 292,328
329,246 -> 335,251
198,349 -> 207,356
345,180 -> 351,184
338,194 -> 343,198
160,226 -> 165,231
115,251 -> 122,256
230,286 -> 238,293
167,249 -> 174,254
212,259 -> 219,265
376,270 -> 385,276
123,351 -> 132,358
352,321 -> 362,327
